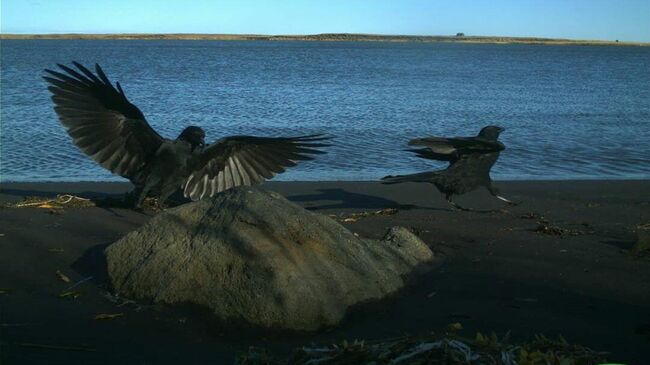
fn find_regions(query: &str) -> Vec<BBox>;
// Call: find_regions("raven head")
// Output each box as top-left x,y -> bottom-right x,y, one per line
178,126 -> 206,151
478,125 -> 505,140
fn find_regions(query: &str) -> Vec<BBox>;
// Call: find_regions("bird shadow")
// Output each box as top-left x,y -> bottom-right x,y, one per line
601,239 -> 637,251
287,188 -> 420,211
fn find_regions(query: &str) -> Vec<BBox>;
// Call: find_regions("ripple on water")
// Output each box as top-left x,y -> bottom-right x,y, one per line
1,40 -> 649,182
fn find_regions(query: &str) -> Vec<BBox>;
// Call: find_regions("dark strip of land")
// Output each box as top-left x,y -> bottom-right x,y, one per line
1,33 -> 648,46
0,180 -> 649,364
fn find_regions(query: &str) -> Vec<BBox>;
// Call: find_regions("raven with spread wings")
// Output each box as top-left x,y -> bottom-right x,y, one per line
382,126 -> 516,211
44,62 -> 329,208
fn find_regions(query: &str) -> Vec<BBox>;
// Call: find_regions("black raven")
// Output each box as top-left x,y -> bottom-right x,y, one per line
382,126 -> 516,211
44,62 -> 329,208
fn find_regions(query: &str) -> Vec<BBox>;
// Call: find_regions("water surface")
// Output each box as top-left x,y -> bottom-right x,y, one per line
1,40 -> 649,181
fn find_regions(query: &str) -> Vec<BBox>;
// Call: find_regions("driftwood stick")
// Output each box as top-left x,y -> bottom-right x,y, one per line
0,323 -> 31,327
13,194 -> 92,208
16,342 -> 96,352
64,276 -> 94,291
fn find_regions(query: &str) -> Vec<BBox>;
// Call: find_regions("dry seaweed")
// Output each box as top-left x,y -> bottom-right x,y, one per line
59,291 -> 83,299
330,208 -> 399,223
94,313 -> 123,320
530,220 -> 584,236
236,331 -> 608,365
3,194 -> 96,209
101,291 -> 142,310
17,342 -> 96,352
0,323 -> 31,327
2,194 -> 166,213
520,212 -> 544,220
55,270 -> 71,283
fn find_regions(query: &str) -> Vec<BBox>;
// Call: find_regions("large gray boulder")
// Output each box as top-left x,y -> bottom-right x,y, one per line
105,187 -> 434,330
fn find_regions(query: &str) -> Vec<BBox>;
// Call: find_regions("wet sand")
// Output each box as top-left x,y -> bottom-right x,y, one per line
0,180 -> 649,364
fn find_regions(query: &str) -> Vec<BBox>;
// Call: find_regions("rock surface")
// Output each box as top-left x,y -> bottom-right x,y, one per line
105,187 -> 434,330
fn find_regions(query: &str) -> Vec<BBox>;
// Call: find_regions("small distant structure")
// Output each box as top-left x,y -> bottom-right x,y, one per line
456,32 -> 465,37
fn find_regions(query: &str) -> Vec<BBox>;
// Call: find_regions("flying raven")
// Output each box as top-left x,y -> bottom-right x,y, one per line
382,126 -> 516,211
44,62 -> 329,208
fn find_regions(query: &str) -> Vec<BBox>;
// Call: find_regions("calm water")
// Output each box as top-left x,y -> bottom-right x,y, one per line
1,40 -> 649,182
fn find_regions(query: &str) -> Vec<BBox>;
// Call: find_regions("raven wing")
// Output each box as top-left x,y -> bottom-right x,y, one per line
183,135 -> 329,201
405,147 -> 457,162
44,62 -> 164,179
408,136 -> 504,163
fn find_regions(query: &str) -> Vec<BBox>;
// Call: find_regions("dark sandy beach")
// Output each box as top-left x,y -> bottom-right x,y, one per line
0,180 -> 649,364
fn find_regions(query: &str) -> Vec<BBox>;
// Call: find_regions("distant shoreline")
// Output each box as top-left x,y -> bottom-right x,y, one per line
1,33 -> 648,46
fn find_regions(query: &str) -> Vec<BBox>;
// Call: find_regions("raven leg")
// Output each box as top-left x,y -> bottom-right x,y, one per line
120,186 -> 143,208
487,185 -> 518,205
446,194 -> 473,212
134,183 -> 155,209
157,187 -> 179,208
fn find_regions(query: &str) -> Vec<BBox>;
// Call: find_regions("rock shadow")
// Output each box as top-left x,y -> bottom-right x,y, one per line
71,242 -> 111,284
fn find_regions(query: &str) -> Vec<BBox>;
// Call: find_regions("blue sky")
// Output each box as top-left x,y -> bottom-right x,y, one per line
1,0 -> 649,42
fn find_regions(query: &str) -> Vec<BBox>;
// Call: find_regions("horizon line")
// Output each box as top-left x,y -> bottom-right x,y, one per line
1,32 -> 649,46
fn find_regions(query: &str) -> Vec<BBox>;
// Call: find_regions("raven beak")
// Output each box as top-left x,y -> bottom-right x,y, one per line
498,127 -> 506,132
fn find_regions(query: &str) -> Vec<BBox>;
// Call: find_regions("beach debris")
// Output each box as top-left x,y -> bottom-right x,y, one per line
48,248 -> 65,253
63,276 -> 93,292
0,323 -> 31,327
426,291 -> 437,298
236,331 -> 609,365
0,288 -> 10,294
530,219 -> 584,237
139,197 -> 168,213
514,297 -> 538,303
2,193 -> 171,213
59,291 -> 82,299
94,313 -> 124,320
17,342 -> 96,352
532,221 -> 567,236
101,291 -> 141,310
55,270 -> 71,283
332,208 -> 399,223
520,212 -> 544,220
4,194 -> 95,209
447,322 -> 463,332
